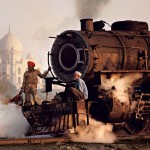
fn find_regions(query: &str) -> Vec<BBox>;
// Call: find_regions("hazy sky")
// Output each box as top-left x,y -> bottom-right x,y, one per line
0,0 -> 150,70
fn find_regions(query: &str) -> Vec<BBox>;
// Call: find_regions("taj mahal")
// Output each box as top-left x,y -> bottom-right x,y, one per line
0,28 -> 43,89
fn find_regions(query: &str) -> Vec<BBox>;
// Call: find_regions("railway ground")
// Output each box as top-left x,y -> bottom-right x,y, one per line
0,132 -> 149,150
0,140 -> 149,150
0,127 -> 149,150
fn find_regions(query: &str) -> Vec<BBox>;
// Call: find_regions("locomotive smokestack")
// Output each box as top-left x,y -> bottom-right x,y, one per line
80,19 -> 93,31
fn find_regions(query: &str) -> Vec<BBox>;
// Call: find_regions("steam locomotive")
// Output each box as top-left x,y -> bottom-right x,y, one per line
22,19 -> 150,136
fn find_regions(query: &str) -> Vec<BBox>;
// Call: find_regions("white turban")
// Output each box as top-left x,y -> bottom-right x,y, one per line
74,71 -> 82,77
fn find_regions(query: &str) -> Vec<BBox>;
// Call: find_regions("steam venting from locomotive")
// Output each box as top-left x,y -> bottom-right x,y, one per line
75,0 -> 110,19
101,73 -> 143,105
69,117 -> 116,143
0,103 -> 29,138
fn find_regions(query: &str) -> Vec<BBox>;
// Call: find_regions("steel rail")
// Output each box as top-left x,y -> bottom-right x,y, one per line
0,137 -> 70,145
0,134 -> 149,145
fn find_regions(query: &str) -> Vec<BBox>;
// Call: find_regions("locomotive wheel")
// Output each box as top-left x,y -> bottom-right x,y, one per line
124,113 -> 149,135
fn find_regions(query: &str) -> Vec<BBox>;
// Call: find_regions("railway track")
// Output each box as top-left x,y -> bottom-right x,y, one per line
0,134 -> 149,145
0,137 -> 69,145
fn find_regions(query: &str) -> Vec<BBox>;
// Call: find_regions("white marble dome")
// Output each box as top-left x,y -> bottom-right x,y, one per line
26,53 -> 35,59
0,30 -> 23,52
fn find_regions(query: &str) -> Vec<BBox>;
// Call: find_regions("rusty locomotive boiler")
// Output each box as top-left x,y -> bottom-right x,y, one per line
22,19 -> 150,136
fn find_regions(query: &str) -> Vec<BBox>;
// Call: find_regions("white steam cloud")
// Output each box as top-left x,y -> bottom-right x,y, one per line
69,116 -> 116,143
0,102 -> 29,138
101,73 -> 143,105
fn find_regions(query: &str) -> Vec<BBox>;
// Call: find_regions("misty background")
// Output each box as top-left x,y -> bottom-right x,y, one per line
0,0 -> 149,70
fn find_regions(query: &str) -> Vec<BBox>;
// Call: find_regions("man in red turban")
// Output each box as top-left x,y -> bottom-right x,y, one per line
21,61 -> 50,105
27,61 -> 35,67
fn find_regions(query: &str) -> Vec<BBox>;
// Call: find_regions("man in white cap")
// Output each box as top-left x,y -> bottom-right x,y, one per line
69,71 -> 88,101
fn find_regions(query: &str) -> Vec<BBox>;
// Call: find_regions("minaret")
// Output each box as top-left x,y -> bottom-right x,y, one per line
10,47 -> 16,85
9,26 -> 16,84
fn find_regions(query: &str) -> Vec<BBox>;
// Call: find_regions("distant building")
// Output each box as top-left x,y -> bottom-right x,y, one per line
0,29 -> 44,89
